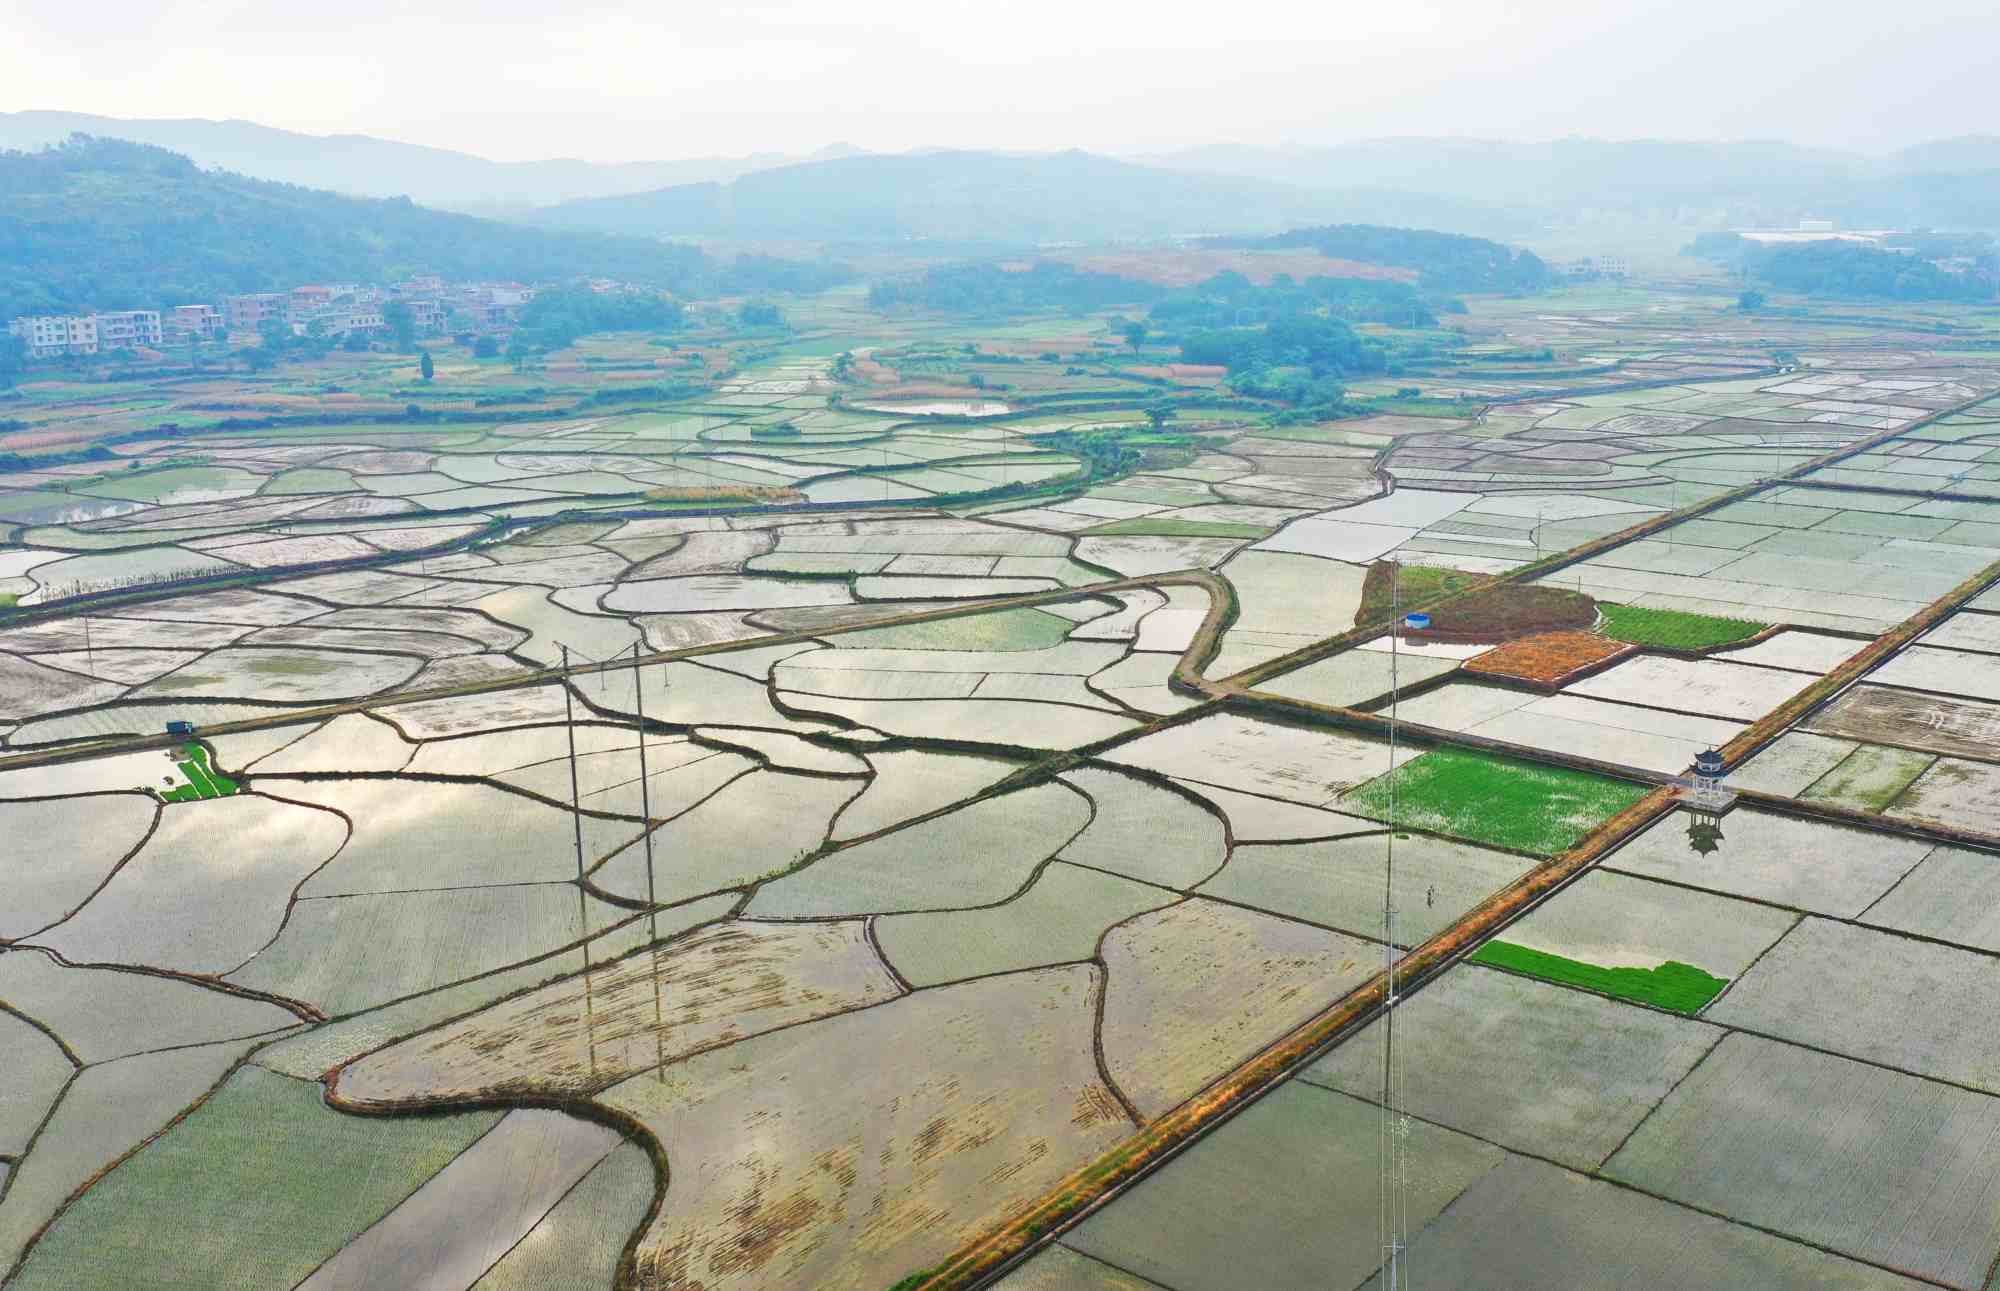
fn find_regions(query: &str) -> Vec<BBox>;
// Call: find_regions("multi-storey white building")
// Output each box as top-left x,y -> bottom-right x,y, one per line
93,310 -> 164,350
224,293 -> 289,336
6,315 -> 99,358
163,304 -> 225,342
402,299 -> 446,332
308,307 -> 386,338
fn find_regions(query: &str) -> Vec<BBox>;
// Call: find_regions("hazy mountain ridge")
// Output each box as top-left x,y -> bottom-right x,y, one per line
1143,136 -> 2000,226
0,137 -> 740,318
529,149 -> 1533,243
0,111 -> 829,210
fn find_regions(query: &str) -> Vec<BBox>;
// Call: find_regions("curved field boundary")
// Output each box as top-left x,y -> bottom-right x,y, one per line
0,570 -> 1234,773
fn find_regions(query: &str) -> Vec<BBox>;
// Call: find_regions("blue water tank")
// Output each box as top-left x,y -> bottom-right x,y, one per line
1404,613 -> 1432,631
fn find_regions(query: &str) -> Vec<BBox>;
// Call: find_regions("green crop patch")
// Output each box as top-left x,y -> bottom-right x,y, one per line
1596,602 -> 1769,651
1471,941 -> 1729,1014
158,744 -> 241,802
1340,746 -> 1648,855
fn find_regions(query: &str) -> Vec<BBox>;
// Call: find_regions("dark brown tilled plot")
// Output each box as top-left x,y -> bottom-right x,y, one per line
1807,684 -> 2000,763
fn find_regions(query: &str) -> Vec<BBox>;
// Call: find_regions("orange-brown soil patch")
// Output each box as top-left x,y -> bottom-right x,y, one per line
851,354 -> 899,383
1464,630 -> 1635,688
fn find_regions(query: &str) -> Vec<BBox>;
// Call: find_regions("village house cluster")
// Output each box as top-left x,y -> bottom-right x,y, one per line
5,277 -> 539,361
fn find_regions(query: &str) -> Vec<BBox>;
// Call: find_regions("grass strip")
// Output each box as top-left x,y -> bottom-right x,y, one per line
1596,602 -> 1768,650
1470,940 -> 1727,1014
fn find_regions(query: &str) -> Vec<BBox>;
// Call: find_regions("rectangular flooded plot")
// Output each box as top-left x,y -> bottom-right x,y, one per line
1199,833 -> 1530,947
1728,731 -> 1861,796
1565,654 -> 1814,722
1798,742 -> 1937,812
1864,844 -> 2000,951
1920,611 -> 2000,656
1706,917 -> 2000,1091
1493,869 -> 1797,979
1606,807 -> 1932,917
1105,712 -> 1414,807
1890,757 -> 2000,834
1064,1082 -> 1503,1291
1363,1154 -> 1932,1291
1868,645 -> 2000,703
1308,967 -> 1720,1168
1605,1034 -> 2000,1289
1259,647 -> 1460,708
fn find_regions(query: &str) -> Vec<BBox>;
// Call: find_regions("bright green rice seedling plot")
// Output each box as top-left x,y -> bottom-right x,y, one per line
1595,602 -> 1770,650
157,743 -> 241,802
1469,941 -> 1728,1014
1340,746 -> 1648,855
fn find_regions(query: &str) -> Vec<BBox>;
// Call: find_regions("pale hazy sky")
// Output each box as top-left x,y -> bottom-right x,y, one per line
2,0 -> 1991,161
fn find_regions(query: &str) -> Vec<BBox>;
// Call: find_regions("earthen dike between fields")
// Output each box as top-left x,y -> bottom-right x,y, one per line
4,386 -> 1997,1291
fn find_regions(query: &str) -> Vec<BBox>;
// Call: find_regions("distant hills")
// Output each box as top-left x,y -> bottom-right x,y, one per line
529,149 -> 1537,243
0,111 -> 849,211
1143,137 -> 2000,228
0,137 -> 800,319
532,150 -> 1338,242
12,115 -> 1999,237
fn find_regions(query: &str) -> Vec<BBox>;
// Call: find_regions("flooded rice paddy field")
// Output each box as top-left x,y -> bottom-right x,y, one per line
6,326 -> 2000,1289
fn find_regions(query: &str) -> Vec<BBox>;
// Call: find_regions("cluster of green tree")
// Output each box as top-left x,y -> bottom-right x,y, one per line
0,137 -> 844,319
1146,270 -> 1452,331
1217,224 -> 1552,294
867,261 -> 1158,314
1180,314 -> 1387,411
736,300 -> 784,329
513,286 -> 683,350
1685,233 -> 1997,301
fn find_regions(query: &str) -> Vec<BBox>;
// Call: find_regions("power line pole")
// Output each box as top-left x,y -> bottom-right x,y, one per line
630,639 -> 665,1082
1392,563 -> 1408,1291
1381,569 -> 1416,1291
561,644 -> 599,1077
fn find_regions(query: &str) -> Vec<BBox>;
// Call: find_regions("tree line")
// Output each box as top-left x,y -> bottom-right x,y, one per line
1686,232 -> 1998,301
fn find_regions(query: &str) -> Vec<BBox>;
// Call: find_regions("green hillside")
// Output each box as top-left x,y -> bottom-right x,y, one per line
0,136 -> 787,317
